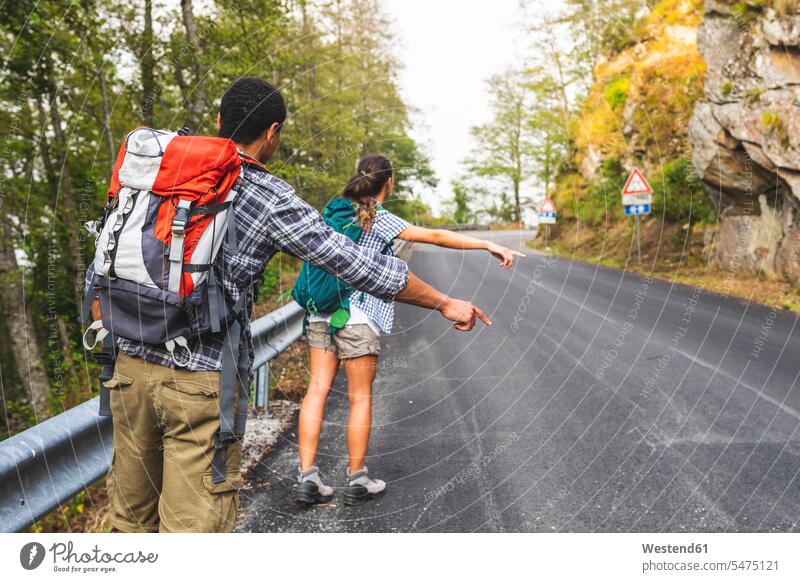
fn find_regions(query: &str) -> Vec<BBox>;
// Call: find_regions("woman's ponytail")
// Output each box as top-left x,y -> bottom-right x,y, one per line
340,155 -> 393,232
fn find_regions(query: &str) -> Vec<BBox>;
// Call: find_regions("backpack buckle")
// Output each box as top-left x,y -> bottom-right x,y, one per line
167,200 -> 193,293
171,200 -> 192,235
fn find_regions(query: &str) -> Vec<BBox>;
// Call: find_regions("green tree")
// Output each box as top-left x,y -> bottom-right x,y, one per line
524,67 -> 570,201
0,0 -> 126,422
449,179 -> 475,225
464,69 -> 535,224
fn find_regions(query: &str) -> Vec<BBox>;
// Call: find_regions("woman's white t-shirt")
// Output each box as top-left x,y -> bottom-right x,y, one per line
307,300 -> 382,335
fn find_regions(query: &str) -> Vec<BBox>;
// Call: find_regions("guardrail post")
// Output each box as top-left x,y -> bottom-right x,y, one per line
254,364 -> 270,417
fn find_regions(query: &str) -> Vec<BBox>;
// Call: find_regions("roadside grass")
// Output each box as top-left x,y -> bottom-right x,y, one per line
529,222 -> 800,314
27,480 -> 112,533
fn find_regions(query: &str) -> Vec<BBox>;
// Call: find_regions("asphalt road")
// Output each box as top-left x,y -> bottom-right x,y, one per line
238,230 -> 800,532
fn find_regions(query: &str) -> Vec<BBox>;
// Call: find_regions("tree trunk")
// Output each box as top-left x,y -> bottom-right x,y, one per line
37,96 -> 83,311
513,100 -> 523,224
80,40 -> 116,172
181,0 -> 207,131
0,220 -> 50,416
56,316 -> 81,399
303,3 -> 321,166
141,0 -> 156,126
542,16 -> 573,162
99,67 -> 117,173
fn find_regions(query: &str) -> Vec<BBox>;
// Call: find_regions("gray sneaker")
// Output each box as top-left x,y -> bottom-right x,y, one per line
343,466 -> 386,506
295,466 -> 334,506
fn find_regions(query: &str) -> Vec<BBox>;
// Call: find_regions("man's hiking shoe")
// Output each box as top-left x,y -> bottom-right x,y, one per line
295,466 -> 334,506
343,466 -> 386,506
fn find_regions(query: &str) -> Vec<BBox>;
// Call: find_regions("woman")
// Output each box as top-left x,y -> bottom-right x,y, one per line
295,154 -> 524,506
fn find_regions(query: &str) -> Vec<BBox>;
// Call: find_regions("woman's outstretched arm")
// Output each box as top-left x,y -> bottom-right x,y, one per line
396,225 -> 525,268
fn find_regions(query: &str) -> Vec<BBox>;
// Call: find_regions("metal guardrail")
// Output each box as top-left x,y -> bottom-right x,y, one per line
0,238 -> 411,532
0,302 -> 305,533
438,224 -> 490,232
0,398 -> 113,534
251,302 -> 305,409
410,223 -> 490,231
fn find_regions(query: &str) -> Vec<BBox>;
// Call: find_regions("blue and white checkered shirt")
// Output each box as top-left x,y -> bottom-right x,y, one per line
349,209 -> 410,334
86,165 -> 409,383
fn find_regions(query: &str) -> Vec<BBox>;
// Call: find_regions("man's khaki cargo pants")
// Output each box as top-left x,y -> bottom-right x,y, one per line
104,352 -> 242,532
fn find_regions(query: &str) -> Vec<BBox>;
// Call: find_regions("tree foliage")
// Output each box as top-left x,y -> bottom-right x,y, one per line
0,0 -> 431,437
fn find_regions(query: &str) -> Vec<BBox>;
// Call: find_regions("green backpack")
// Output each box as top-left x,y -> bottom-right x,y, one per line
291,197 -> 393,334
292,197 -> 363,332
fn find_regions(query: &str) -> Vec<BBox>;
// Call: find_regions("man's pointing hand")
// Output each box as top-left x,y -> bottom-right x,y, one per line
395,272 -> 491,331
439,297 -> 491,331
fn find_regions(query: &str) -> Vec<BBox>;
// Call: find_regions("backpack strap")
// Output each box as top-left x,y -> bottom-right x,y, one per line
205,268 -> 222,334
81,272 -> 114,417
167,199 -> 193,294
181,263 -> 212,273
237,151 -> 268,172
96,331 -> 116,417
212,291 -> 250,484
79,283 -> 96,325
189,201 -> 233,217
204,189 -> 241,334
226,209 -> 239,253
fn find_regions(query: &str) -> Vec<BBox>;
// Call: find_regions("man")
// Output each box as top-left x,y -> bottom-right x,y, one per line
92,77 -> 489,532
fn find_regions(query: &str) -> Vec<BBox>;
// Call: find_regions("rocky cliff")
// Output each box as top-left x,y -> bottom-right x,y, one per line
690,0 -> 800,281
552,0 -> 708,232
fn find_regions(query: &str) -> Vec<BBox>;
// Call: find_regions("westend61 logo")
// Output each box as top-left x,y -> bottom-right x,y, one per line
19,541 -> 158,574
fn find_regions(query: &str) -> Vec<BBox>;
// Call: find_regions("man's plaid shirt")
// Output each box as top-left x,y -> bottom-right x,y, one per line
86,165 -> 409,383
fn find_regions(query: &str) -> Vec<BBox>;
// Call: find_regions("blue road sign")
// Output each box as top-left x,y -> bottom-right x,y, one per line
539,211 -> 556,224
624,204 -> 650,216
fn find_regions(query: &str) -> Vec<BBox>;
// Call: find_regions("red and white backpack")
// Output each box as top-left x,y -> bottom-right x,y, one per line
84,127 -> 251,365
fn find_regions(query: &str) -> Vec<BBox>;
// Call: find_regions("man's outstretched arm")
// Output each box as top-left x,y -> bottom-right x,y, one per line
395,273 -> 490,331
265,191 -> 490,331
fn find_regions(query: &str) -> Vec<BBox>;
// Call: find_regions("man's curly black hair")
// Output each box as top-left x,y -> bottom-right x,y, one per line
218,77 -> 287,145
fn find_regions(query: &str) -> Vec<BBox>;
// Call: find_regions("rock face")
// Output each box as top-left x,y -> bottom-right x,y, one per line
690,0 -> 800,282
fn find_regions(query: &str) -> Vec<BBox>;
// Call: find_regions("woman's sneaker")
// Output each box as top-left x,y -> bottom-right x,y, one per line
343,466 -> 386,506
295,466 -> 334,506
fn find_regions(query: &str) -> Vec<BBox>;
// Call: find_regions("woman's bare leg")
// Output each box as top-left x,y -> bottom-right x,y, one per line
298,347 -> 340,471
342,355 -> 378,473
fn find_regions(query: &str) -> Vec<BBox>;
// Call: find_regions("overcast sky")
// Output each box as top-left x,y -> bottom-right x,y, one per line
383,0 -> 541,216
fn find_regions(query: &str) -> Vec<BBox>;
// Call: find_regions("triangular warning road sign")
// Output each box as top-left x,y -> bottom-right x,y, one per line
540,198 -> 555,213
622,168 -> 652,195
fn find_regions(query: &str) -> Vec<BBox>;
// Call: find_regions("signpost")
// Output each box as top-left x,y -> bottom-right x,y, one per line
621,168 -> 652,264
539,198 -> 556,246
